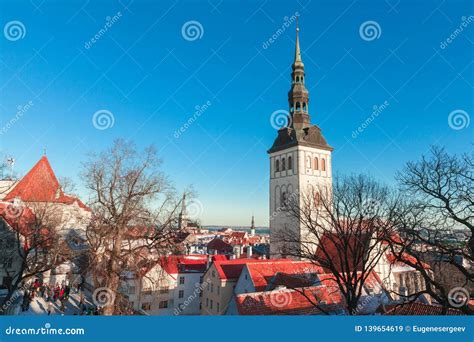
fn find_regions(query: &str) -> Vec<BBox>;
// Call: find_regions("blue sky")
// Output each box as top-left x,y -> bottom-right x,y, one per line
0,0 -> 472,226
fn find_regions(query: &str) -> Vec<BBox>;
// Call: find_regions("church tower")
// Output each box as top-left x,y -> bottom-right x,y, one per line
268,20 -> 333,258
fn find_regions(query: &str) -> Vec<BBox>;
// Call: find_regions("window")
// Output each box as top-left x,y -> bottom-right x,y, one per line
210,300 -> 213,309
296,102 -> 301,111
128,286 -> 136,295
303,103 -> 307,112
178,290 -> 184,299
212,270 -> 216,277
275,159 -> 280,172
281,192 -> 288,207
314,192 -> 320,207
306,156 -> 311,168
288,156 -> 292,170
321,158 -> 326,171
179,276 -> 185,285
142,287 -> 152,295
217,287 -> 220,295
141,303 -> 151,311
217,302 -> 220,312
314,157 -> 319,170
281,157 -> 286,171
206,298 -> 209,307
159,301 -> 168,309
210,283 -> 214,293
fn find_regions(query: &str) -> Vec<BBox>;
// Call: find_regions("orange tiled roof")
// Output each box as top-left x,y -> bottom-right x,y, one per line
384,302 -> 465,315
236,284 -> 345,315
4,156 -> 90,211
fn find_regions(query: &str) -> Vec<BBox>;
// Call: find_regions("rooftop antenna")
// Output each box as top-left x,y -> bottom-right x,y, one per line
6,157 -> 14,180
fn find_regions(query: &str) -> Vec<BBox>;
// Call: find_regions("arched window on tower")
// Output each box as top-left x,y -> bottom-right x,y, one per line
296,102 -> 301,111
288,156 -> 292,170
303,103 -> 307,112
314,191 -> 321,207
321,158 -> 326,171
295,76 -> 300,83
281,157 -> 286,171
306,156 -> 311,169
281,191 -> 288,208
275,159 -> 280,173
314,157 -> 319,170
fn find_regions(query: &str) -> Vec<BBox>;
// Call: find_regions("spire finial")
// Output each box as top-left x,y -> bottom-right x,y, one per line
43,147 -> 47,156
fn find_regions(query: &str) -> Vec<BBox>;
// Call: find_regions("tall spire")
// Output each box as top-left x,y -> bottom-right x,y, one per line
294,16 -> 303,66
250,214 -> 255,236
178,192 -> 188,230
288,16 -> 310,130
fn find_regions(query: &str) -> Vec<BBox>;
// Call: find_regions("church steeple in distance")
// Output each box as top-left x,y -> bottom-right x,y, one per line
288,17 -> 310,130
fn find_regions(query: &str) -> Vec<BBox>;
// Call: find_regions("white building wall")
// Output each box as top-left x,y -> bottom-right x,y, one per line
269,145 -> 332,258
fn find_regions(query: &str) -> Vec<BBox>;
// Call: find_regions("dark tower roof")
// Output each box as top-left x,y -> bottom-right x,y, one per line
268,18 -> 333,154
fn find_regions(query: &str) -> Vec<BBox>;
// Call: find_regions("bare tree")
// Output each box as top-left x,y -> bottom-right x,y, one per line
0,202 -> 67,314
82,139 -> 186,315
387,146 -> 473,314
275,174 -> 402,315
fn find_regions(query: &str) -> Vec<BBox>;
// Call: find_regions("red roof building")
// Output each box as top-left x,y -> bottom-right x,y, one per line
4,156 -> 90,211
383,302 -> 465,315
235,284 -> 345,315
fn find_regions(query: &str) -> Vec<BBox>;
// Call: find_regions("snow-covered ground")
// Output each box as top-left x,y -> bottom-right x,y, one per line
19,291 -> 95,316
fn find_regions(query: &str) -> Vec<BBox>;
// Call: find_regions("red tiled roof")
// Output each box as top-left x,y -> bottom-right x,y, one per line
384,302 -> 465,316
386,252 -> 431,270
207,237 -> 233,252
315,232 -> 370,273
0,202 -> 53,248
236,284 -> 345,315
246,261 -> 324,291
213,258 -> 282,281
4,156 -> 90,211
159,255 -> 208,275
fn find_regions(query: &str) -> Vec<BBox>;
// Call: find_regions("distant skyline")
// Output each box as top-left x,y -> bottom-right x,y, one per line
0,0 -> 472,226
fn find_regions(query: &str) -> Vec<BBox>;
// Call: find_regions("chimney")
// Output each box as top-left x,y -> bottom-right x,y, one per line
234,246 -> 241,259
